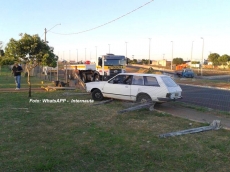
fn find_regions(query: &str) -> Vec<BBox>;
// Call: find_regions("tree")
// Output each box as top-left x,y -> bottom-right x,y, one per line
218,54 -> 230,66
208,53 -> 220,66
172,58 -> 184,65
4,33 -> 58,97
0,50 -> 4,57
141,59 -> 149,65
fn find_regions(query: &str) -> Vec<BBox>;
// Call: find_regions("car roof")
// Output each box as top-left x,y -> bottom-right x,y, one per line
119,73 -> 168,77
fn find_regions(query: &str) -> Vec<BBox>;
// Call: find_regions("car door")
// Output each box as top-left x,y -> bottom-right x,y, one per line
130,75 -> 164,101
130,75 -> 145,101
102,74 -> 132,100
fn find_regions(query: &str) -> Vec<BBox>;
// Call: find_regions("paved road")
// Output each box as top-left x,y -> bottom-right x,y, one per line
178,85 -> 230,112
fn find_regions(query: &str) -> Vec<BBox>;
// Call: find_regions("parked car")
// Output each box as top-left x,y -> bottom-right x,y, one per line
175,68 -> 194,78
86,73 -> 182,103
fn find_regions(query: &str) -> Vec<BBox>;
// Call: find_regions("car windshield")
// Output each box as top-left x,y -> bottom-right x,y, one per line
161,76 -> 178,87
104,59 -> 126,66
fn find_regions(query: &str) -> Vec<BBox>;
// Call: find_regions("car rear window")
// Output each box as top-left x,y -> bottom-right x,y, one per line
161,76 -> 178,87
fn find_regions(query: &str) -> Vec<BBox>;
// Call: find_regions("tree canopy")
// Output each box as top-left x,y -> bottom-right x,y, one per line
3,33 -> 58,97
172,58 -> 184,65
218,54 -> 230,66
208,53 -> 220,66
4,33 -> 57,67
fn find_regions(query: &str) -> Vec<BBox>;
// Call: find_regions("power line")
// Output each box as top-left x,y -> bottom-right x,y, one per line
50,0 -> 154,36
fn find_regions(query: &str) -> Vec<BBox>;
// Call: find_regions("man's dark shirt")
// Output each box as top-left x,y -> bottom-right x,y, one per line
12,66 -> 23,76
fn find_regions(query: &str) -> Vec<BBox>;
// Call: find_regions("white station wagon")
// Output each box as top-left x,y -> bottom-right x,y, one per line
86,73 -> 182,103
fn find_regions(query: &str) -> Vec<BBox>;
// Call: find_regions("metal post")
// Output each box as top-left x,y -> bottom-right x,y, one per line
149,38 -> 151,65
108,44 -> 110,53
65,62 -> 67,83
85,48 -> 86,61
125,42 -> 127,58
171,41 -> 173,70
201,37 -> 204,76
44,28 -> 47,43
102,56 -> 104,81
57,52 -> 59,81
191,41 -> 194,67
95,46 -> 97,64
50,67 -> 51,81
44,24 -> 61,43
76,49 -> 78,62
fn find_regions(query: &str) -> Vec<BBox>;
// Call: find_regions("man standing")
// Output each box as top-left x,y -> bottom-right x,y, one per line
12,63 -> 23,90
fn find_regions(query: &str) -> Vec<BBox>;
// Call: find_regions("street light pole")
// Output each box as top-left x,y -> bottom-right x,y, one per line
171,41 -> 173,70
149,38 -> 151,65
57,52 -> 59,81
95,46 -> 97,64
108,44 -> 110,53
126,42 -> 127,58
69,50 -> 71,62
85,48 -> 86,61
191,41 -> 194,67
76,49 -> 78,62
201,37 -> 204,76
44,23 -> 61,43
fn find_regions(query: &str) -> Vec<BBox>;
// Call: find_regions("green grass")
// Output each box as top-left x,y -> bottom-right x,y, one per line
0,65 -> 53,88
1,91 -> 230,171
1,65 -> 230,171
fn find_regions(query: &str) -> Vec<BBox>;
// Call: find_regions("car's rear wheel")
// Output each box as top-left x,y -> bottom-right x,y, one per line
137,94 -> 152,103
92,89 -> 104,101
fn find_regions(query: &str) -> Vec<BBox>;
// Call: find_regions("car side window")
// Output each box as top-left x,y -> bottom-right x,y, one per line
132,76 -> 144,85
123,75 -> 132,85
144,76 -> 160,86
109,75 -> 132,84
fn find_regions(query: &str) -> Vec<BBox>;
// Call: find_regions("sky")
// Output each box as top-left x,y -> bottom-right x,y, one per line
1,0 -> 230,62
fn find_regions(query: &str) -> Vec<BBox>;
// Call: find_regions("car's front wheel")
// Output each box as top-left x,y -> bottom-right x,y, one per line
92,89 -> 104,101
136,94 -> 152,103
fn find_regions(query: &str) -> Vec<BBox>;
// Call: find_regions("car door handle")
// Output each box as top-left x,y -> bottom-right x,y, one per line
125,86 -> 129,88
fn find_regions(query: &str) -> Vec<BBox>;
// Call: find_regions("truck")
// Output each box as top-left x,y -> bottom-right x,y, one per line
67,54 -> 127,82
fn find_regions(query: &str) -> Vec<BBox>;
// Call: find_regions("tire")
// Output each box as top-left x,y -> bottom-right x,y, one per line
92,89 -> 104,101
136,94 -> 152,103
94,74 -> 100,81
81,73 -> 87,83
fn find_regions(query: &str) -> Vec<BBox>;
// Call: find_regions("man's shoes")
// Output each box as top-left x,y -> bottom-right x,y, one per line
15,88 -> 20,90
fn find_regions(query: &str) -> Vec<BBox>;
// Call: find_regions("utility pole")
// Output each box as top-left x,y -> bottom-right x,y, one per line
191,41 -> 194,68
171,41 -> 173,70
44,28 -> 47,43
76,49 -> 78,62
95,46 -> 97,64
44,23 -> 61,43
148,38 -> 151,65
201,37 -> 204,76
125,42 -> 128,58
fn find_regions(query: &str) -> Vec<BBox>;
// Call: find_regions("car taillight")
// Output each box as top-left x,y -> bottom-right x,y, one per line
166,93 -> 171,98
